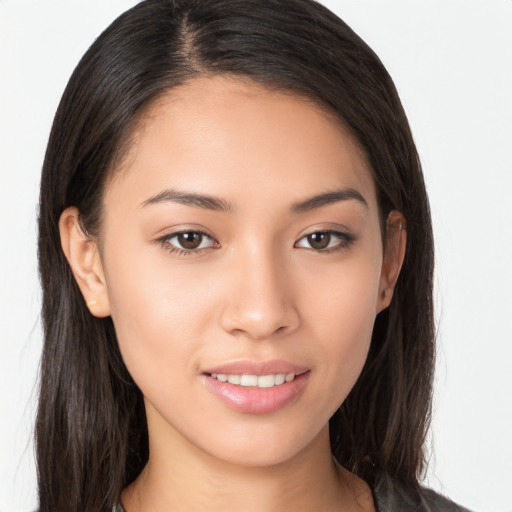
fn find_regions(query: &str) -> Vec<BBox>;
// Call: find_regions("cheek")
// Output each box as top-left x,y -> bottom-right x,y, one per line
299,255 -> 381,405
102,242 -> 218,392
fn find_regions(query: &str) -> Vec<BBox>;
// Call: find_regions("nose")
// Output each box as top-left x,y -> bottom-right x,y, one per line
219,246 -> 300,340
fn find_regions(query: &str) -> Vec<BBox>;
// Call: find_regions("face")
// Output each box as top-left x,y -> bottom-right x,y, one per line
74,76 -> 401,467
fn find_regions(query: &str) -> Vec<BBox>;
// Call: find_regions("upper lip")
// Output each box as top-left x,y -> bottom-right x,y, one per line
202,359 -> 309,376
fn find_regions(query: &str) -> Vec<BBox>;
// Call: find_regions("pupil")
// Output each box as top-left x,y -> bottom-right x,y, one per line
308,232 -> 330,249
178,232 -> 202,249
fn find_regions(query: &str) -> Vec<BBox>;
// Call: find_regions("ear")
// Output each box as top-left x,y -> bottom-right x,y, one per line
59,207 -> 111,317
376,210 -> 407,313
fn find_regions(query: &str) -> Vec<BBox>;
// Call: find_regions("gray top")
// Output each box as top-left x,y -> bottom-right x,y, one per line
373,486 -> 472,512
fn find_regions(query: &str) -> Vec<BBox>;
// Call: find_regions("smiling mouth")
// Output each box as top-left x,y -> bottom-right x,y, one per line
209,373 -> 297,388
202,369 -> 310,414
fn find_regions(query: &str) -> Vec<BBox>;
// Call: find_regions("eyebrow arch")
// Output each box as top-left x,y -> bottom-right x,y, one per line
291,188 -> 368,213
140,188 -> 232,212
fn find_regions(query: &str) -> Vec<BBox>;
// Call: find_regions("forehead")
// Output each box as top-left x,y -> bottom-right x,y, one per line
106,75 -> 377,213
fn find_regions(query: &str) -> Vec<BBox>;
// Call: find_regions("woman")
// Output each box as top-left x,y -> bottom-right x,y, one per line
36,0 -> 470,510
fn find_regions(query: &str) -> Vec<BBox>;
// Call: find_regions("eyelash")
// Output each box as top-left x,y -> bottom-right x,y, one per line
294,230 -> 356,253
156,230 -> 355,256
156,230 -> 219,256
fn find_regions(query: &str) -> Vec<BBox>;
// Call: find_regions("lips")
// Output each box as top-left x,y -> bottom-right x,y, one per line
201,360 -> 310,414
203,359 -> 309,377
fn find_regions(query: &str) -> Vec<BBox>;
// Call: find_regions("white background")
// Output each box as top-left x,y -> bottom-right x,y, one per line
1,1 -> 511,511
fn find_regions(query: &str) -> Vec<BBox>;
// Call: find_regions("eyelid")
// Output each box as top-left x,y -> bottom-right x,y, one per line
294,229 -> 356,252
155,228 -> 220,255
154,225 -> 356,256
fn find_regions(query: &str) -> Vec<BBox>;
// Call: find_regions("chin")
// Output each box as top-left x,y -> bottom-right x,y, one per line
196,419 -> 329,469
208,442 -> 303,469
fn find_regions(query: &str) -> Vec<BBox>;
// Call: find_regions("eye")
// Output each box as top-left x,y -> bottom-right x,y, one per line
295,230 -> 354,251
157,230 -> 218,254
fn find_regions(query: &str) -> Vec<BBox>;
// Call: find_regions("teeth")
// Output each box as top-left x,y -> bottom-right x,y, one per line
257,375 -> 275,388
210,373 -> 296,388
240,374 -> 258,387
227,375 -> 241,385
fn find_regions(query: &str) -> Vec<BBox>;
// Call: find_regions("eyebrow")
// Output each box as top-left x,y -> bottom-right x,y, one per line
140,187 -> 367,213
140,189 -> 232,211
291,188 -> 367,212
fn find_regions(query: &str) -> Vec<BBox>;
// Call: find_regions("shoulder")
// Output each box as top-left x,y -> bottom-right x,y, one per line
373,475 -> 473,512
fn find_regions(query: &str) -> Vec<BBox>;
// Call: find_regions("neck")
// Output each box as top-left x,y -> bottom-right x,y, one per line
122,407 -> 374,512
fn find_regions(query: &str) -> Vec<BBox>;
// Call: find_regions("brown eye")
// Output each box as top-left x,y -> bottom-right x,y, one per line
177,232 -> 203,249
295,230 -> 354,252
158,230 -> 217,253
306,232 -> 331,250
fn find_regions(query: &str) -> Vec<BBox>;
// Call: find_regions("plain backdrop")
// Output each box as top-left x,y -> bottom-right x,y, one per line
1,1 -> 511,511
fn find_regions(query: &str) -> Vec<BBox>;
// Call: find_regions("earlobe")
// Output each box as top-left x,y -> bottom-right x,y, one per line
377,210 -> 407,313
59,207 -> 111,317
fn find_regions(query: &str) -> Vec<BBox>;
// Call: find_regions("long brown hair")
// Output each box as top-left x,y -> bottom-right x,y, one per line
36,1 -> 434,510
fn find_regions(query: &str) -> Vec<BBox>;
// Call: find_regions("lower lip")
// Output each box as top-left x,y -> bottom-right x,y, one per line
202,372 -> 310,414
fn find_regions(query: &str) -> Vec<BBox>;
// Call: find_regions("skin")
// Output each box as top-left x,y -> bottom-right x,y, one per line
60,76 -> 406,512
